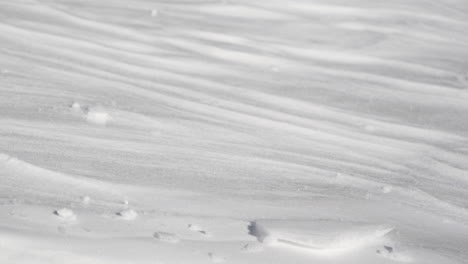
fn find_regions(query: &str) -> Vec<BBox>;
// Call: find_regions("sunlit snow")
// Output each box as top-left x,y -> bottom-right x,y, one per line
1,0 -> 468,263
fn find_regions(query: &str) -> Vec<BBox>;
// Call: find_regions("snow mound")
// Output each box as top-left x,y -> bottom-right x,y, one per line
208,252 -> 225,263
381,185 -> 393,194
71,102 -> 82,112
153,231 -> 180,243
241,242 -> 264,253
86,109 -> 110,125
249,220 -> 394,254
117,209 -> 138,220
54,208 -> 76,221
81,196 -> 91,205
188,224 -> 211,236
376,245 -> 413,262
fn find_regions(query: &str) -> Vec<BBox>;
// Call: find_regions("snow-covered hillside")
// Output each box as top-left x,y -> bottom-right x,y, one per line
1,0 -> 468,263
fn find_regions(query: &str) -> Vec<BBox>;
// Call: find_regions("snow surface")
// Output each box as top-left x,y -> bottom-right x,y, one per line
1,0 -> 468,263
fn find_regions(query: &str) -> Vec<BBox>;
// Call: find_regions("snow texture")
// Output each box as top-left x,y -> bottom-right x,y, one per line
1,0 -> 468,263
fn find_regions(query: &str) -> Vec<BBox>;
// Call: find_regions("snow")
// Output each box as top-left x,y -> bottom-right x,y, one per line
241,242 -> 264,253
150,9 -> 158,17
208,252 -> 226,263
188,223 -> 212,236
54,208 -> 76,221
249,220 -> 394,255
153,231 -> 180,243
85,108 -> 110,126
116,209 -> 138,220
81,196 -> 91,205
1,0 -> 468,263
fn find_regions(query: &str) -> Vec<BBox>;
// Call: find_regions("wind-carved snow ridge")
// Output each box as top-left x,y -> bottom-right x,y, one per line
0,153 -> 122,201
249,220 -> 394,255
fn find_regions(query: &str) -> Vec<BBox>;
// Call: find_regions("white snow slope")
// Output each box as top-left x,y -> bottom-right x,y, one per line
1,0 -> 468,263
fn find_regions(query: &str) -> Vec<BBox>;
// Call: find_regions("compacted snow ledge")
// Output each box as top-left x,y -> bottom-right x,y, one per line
1,0 -> 468,263
249,220 -> 394,255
